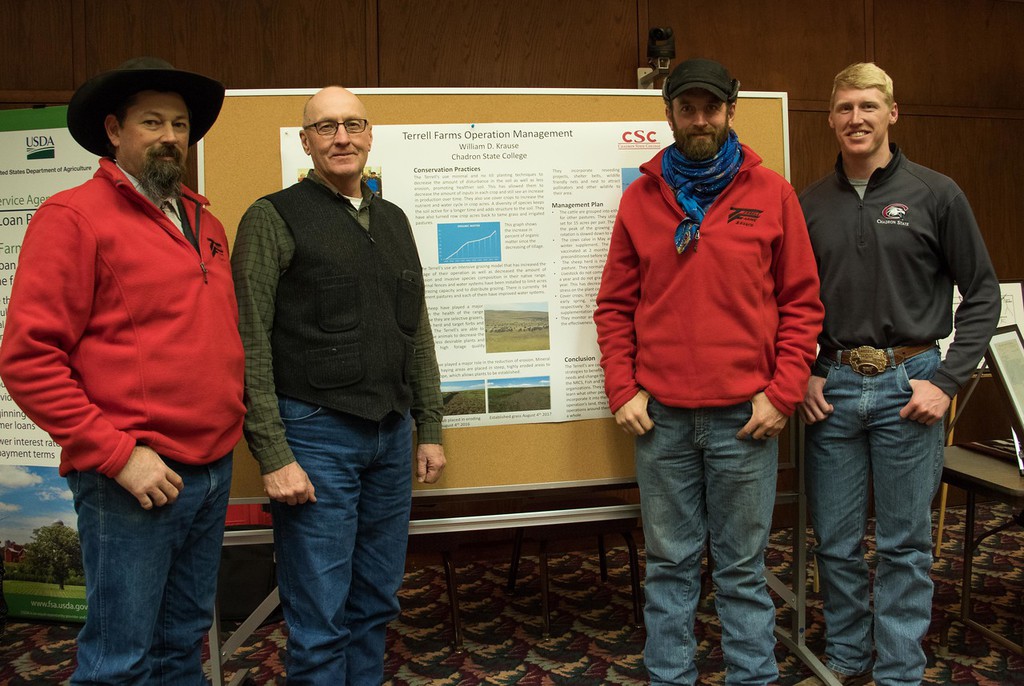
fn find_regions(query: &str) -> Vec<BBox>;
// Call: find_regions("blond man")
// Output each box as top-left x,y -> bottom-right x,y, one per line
798,63 -> 1000,685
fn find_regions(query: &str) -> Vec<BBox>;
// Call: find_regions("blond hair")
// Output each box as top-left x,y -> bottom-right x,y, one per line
830,62 -> 894,108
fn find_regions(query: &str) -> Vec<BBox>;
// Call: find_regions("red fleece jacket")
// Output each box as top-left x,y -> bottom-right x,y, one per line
0,159 -> 245,476
594,145 -> 822,415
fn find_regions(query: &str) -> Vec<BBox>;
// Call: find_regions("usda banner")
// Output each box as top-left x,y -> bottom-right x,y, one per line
0,106 -> 97,622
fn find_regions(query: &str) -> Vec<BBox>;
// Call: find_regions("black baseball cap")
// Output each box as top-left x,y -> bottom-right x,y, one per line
663,58 -> 740,103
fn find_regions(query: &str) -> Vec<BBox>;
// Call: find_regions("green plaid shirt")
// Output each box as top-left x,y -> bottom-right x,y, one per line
231,171 -> 443,474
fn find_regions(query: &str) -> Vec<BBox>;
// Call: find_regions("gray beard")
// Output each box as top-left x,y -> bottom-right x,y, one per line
138,148 -> 185,204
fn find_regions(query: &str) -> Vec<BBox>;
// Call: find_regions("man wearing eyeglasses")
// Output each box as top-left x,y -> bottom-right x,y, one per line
232,86 -> 446,686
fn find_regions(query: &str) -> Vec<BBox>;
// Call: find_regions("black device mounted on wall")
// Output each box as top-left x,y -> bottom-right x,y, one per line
637,26 -> 675,89
647,27 -> 675,63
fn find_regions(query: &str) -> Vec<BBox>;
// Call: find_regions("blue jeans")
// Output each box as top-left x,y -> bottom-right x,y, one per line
272,397 -> 413,686
805,349 -> 944,685
635,399 -> 779,686
68,453 -> 232,685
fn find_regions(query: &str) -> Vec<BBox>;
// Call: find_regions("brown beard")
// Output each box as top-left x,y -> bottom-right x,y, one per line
675,124 -> 730,161
138,144 -> 185,203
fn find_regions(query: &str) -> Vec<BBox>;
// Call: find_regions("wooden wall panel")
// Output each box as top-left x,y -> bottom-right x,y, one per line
82,0 -> 369,90
789,110 -> 842,192
893,115 -> 1024,280
0,0 -> 76,91
377,0 -> 637,88
647,0 -> 866,102
874,0 -> 1024,110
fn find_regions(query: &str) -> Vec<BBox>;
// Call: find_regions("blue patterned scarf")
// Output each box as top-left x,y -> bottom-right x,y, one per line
661,130 -> 743,253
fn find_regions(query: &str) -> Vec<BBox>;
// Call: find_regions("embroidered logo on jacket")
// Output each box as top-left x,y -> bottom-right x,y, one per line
207,238 -> 225,258
727,207 -> 763,226
877,203 -> 910,227
882,203 -> 908,220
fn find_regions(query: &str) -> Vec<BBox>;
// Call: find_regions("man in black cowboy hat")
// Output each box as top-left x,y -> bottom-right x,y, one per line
0,57 -> 245,684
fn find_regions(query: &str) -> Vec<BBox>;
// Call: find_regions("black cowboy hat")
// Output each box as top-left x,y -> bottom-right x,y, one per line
67,56 -> 225,157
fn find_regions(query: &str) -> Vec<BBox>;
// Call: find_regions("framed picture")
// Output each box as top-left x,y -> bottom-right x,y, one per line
985,324 -> 1024,474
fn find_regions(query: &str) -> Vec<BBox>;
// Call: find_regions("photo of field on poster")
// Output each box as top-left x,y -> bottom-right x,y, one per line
486,376 -> 551,413
440,379 -> 486,416
484,302 -> 550,354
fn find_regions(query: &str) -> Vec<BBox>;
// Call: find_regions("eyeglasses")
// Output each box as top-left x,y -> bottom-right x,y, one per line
303,119 -> 369,136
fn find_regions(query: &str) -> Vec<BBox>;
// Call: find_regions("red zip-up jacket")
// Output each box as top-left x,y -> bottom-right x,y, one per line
0,158 -> 245,476
594,145 -> 823,415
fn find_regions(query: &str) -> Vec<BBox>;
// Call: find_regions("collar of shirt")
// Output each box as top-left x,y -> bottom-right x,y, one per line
306,169 -> 374,210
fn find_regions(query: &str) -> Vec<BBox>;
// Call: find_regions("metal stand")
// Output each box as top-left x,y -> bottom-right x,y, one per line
767,422 -> 841,685
207,526 -> 276,686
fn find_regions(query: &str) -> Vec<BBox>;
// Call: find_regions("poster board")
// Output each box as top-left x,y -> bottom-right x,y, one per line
201,88 -> 790,496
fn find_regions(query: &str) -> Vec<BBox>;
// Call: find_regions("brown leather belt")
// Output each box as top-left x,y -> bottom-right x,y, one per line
823,344 -> 935,376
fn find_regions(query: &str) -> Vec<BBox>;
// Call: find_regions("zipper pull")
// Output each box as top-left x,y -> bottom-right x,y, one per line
200,262 -> 208,283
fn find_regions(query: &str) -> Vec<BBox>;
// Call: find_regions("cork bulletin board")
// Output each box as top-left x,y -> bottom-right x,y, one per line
200,88 -> 789,497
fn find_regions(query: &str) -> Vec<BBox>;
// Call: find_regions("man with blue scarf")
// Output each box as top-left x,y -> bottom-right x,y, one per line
595,58 -> 823,684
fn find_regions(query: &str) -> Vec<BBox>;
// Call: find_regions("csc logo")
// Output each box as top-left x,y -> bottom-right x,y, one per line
621,130 -> 658,143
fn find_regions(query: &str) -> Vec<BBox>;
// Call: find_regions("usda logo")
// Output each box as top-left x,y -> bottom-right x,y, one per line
26,134 -> 55,160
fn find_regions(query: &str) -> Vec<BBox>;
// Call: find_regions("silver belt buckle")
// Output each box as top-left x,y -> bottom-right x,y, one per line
848,346 -> 888,376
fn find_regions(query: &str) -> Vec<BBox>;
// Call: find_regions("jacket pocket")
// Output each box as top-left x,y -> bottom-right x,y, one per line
316,275 -> 360,332
277,395 -> 324,422
395,270 -> 423,335
305,342 -> 363,388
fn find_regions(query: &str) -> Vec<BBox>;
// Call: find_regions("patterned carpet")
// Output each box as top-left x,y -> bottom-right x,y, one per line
2,502 -> 1023,685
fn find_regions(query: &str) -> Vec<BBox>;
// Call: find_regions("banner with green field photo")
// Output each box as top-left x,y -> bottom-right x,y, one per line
0,106 -> 97,622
